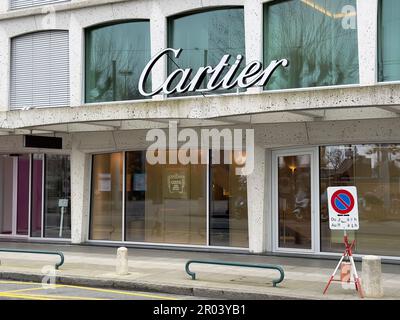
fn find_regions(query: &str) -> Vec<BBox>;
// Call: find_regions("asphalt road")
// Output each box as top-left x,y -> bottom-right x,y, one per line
0,280 -> 205,300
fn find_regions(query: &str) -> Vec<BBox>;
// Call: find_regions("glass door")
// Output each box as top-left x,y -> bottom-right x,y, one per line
272,148 -> 319,253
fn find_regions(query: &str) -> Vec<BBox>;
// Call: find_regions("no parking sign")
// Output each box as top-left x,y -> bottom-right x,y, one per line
327,186 -> 359,230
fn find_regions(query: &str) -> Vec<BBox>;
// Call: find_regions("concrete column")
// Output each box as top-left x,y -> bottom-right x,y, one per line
150,3 -> 167,100
69,12 -> 84,107
247,144 -> 266,253
116,247 -> 129,275
362,255 -> 384,298
244,0 -> 263,95
264,149 -> 273,252
0,27 -> 9,112
70,134 -> 91,244
357,0 -> 378,85
0,1 -> 9,13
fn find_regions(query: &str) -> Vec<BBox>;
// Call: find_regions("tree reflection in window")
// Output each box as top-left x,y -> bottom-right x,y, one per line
168,7 -> 245,96
264,0 -> 359,89
320,144 -> 400,256
85,21 -> 151,103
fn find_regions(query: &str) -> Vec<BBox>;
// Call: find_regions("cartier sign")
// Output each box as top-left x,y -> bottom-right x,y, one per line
138,48 -> 289,96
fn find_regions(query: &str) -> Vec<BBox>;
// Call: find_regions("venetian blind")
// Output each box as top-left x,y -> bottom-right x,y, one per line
10,30 -> 70,109
10,0 -> 69,10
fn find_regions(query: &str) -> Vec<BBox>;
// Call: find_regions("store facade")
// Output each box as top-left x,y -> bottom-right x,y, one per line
0,153 -> 71,239
1,0 -> 400,259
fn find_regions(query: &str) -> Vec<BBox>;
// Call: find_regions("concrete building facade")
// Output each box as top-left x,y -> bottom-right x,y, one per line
1,0 -> 400,259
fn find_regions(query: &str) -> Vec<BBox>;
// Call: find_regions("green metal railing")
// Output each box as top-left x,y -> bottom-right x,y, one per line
0,249 -> 65,270
185,260 -> 285,287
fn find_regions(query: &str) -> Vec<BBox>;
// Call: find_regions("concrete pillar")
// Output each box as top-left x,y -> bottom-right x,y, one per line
264,149 -> 273,252
0,28 -> 9,112
0,1 -> 8,13
116,247 -> 129,275
247,144 -> 266,253
244,0 -> 263,95
69,12 -> 84,107
150,3 -> 167,100
362,255 -> 384,298
357,0 -> 378,85
70,134 -> 91,244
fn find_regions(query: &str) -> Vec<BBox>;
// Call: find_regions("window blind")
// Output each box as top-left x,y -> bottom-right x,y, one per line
10,30 -> 70,109
10,0 -> 69,10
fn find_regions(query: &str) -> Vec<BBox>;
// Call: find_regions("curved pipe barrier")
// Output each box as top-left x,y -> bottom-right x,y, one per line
0,249 -> 64,270
185,259 -> 285,287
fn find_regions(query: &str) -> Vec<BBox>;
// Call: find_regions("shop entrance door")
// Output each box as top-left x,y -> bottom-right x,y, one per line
272,148 -> 319,253
0,155 -> 30,237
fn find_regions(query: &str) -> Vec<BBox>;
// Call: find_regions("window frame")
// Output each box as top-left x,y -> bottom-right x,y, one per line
262,0 -> 360,91
377,0 -> 400,83
88,149 -> 250,249
84,19 -> 151,105
166,6 -> 246,97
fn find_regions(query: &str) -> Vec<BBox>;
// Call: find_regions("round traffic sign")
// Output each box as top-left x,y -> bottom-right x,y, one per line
330,189 -> 355,215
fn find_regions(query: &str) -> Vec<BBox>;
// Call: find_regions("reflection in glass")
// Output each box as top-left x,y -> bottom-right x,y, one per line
319,145 -> 354,251
44,155 -> 71,238
168,8 -> 245,95
264,0 -> 359,89
210,151 -> 248,247
85,21 -> 151,103
90,153 -> 123,241
278,155 -> 312,249
320,144 -> 400,256
125,150 -> 207,245
378,0 -> 400,81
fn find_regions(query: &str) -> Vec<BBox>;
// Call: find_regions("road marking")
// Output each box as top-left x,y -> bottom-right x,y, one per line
0,280 -> 43,286
57,284 -> 178,300
0,292 -> 53,300
0,287 -> 48,294
0,292 -> 105,300
0,280 -> 178,300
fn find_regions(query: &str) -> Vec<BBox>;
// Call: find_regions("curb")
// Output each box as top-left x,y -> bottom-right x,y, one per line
0,271 -> 314,300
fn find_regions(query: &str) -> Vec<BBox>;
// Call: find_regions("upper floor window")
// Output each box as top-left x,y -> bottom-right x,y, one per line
264,0 -> 359,90
10,30 -> 70,109
85,21 -> 151,103
167,7 -> 245,95
10,0 -> 69,10
378,0 -> 400,82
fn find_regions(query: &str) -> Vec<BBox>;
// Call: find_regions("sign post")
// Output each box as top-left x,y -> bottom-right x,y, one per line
323,186 -> 363,298
58,199 -> 69,238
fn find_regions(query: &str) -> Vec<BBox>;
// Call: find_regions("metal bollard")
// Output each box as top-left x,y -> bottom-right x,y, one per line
362,255 -> 383,298
116,247 -> 129,275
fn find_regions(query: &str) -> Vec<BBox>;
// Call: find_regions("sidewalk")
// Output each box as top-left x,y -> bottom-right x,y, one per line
0,242 -> 399,300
